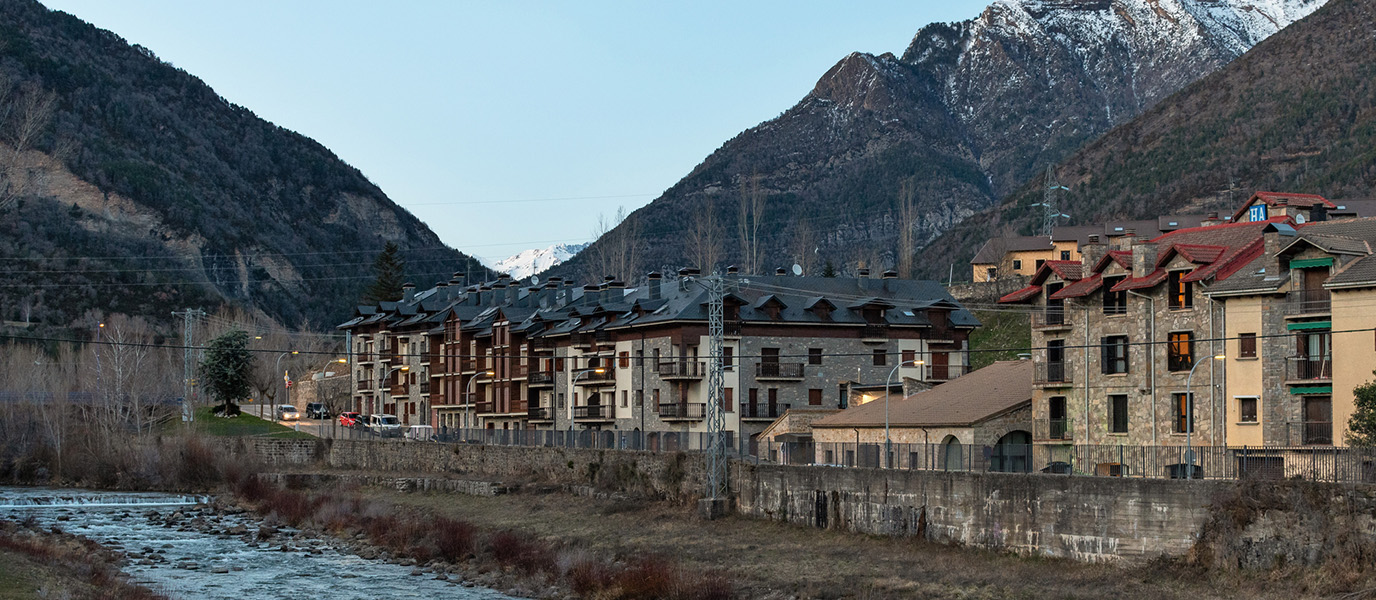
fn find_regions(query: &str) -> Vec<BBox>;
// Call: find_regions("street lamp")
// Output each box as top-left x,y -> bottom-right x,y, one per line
884,357 -> 924,468
465,370 -> 496,434
274,351 -> 299,421
380,365 -> 410,418
1183,353 -> 1225,479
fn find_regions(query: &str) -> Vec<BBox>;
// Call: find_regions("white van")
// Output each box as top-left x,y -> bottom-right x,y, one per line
404,425 -> 434,442
366,414 -> 402,437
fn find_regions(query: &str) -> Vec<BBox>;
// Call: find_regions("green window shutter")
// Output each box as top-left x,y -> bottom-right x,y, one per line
1289,257 -> 1334,269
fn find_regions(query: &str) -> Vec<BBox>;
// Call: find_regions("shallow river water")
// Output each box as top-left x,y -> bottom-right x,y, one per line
0,487 -> 519,600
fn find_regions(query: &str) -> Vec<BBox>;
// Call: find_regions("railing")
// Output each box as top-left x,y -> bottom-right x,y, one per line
755,362 -> 804,379
657,361 -> 704,379
658,402 -> 706,420
1291,421 -> 1334,446
860,323 -> 889,339
742,402 -> 789,420
724,320 -> 742,337
924,363 -> 968,382
390,384 -> 409,396
356,352 -> 374,362
1034,362 -> 1072,385
573,405 -> 614,420
418,382 -> 431,394
528,371 -> 555,386
1287,357 -> 1332,381
475,401 -> 494,414
432,428 -> 735,453
430,394 -> 446,405
1102,302 -> 1127,316
574,370 -> 616,386
357,380 -> 373,391
1031,307 -> 1068,328
1285,289 -> 1331,315
1034,418 -> 1072,441
527,406 -> 555,421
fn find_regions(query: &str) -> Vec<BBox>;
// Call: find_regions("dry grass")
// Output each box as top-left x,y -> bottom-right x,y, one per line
360,485 -> 1350,600
0,520 -> 166,600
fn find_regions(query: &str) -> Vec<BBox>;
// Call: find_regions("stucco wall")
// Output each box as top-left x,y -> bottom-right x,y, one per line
1224,295 -> 1266,446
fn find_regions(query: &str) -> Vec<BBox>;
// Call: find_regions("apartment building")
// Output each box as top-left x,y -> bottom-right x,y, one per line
970,214 -> 1211,282
339,269 -> 980,442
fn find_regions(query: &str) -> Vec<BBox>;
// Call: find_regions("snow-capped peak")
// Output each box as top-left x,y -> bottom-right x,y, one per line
487,243 -> 588,280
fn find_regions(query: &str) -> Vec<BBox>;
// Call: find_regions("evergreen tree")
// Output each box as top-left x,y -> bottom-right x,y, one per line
199,329 -> 254,416
1347,372 -> 1376,446
362,242 -> 406,304
821,260 -> 837,278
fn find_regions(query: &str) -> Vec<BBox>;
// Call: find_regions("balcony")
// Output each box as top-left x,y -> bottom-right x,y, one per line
657,361 -> 705,380
658,402 -> 705,421
755,362 -> 804,381
356,352 -> 374,363
1034,418 -> 1073,442
476,401 -> 495,414
418,382 -> 431,394
724,320 -> 742,338
1286,357 -> 1332,383
430,394 -> 447,405
357,379 -> 373,391
573,404 -> 615,422
1284,289 -> 1331,316
528,371 -> 555,387
574,370 -> 616,386
527,406 -> 555,422
1031,307 -> 1072,330
924,363 -> 968,382
860,323 -> 889,343
390,384 -> 409,396
1033,362 -> 1073,387
1291,421 -> 1334,446
742,402 -> 789,421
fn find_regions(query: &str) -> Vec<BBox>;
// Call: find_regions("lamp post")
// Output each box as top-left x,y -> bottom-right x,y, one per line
569,367 -> 606,434
274,351 -> 299,421
380,365 -> 409,421
1183,353 -> 1225,479
884,357 -> 924,468
464,369 -> 495,436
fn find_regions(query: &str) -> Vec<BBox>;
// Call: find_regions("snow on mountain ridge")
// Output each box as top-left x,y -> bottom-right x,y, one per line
489,243 -> 589,280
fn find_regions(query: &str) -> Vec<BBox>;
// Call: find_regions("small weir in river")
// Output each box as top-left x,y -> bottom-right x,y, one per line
0,487 -> 520,600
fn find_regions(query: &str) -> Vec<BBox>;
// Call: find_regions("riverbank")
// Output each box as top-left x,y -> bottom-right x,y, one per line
0,519 -> 164,600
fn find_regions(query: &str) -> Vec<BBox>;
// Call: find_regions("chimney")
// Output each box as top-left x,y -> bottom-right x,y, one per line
1130,243 -> 1158,278
1310,204 -> 1328,223
881,270 -> 898,280
776,267 -> 788,275
647,272 -> 662,300
1079,234 -> 1106,271
686,268 -> 701,276
857,268 -> 870,277
402,282 -> 416,303
1201,212 -> 1223,227
583,284 -> 601,306
726,265 -> 739,275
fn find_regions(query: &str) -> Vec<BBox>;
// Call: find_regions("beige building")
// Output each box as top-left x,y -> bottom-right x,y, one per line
810,360 -> 1032,471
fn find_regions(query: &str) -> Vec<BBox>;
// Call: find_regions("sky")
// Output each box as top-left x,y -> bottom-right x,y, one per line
38,1 -> 990,265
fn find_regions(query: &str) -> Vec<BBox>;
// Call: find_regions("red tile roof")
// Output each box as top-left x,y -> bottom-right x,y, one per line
998,285 -> 1042,304
1028,260 -> 1082,285
1050,273 -> 1103,299
1111,269 -> 1167,291
1168,244 -> 1227,265
1230,192 -> 1334,222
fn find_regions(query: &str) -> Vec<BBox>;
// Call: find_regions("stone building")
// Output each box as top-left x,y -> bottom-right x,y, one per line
998,197 -> 1298,466
338,269 -> 980,443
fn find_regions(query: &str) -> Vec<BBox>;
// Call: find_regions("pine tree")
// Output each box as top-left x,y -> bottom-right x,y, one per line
362,242 -> 406,304
1347,372 -> 1376,446
199,329 -> 254,416
821,260 -> 837,278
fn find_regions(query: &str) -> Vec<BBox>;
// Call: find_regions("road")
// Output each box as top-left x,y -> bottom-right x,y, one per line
241,403 -> 366,439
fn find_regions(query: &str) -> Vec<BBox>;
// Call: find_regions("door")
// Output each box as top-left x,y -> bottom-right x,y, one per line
1303,268 -> 1330,311
1049,396 -> 1068,439
1047,340 -> 1066,382
1045,282 -> 1064,325
767,388 -> 778,418
930,351 -> 949,380
761,347 -> 780,377
1303,396 -> 1332,445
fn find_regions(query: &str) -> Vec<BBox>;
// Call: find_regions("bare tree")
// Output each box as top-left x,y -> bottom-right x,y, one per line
585,206 -> 641,283
897,177 -> 919,279
737,174 -> 766,275
790,216 -> 815,276
0,77 -> 57,212
689,196 -> 720,273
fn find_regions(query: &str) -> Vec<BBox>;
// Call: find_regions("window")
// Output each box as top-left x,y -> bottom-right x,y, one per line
555,358 -> 565,372
635,390 -> 644,407
1168,332 -> 1194,371
724,388 -> 733,412
1102,277 -> 1127,315
1061,250 -> 1071,261
557,393 -> 565,409
1168,271 -> 1193,309
653,389 -> 660,405
724,346 -> 734,368
1035,259 -> 1046,271
809,348 -> 823,365
873,349 -> 887,366
987,267 -> 997,279
1109,395 -> 1128,433
619,351 -> 630,369
1238,397 -> 1258,423
621,390 -> 628,408
1100,336 -> 1129,374
1239,333 -> 1257,358
1173,392 -> 1193,433
809,389 -> 822,406
901,349 -> 916,365
1013,259 -> 1023,271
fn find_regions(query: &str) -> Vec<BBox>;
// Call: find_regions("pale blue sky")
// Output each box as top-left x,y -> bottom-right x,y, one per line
38,1 -> 990,264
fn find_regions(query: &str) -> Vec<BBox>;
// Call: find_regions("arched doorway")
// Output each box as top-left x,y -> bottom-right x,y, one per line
942,435 -> 963,471
991,430 -> 1032,473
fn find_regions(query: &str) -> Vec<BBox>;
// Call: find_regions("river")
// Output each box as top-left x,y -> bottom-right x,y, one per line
0,487 -> 520,600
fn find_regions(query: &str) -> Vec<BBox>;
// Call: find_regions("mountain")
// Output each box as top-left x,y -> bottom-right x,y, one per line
489,243 -> 589,281
918,0 -> 1375,276
0,1 -> 485,330
552,0 -> 1326,282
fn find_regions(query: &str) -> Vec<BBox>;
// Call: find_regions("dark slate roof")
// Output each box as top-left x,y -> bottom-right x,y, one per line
1327,254 -> 1376,288
813,360 -> 1031,428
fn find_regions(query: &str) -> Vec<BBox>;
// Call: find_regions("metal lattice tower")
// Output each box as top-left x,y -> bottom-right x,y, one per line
1040,165 -> 1069,236
704,274 -> 728,500
172,308 -> 206,422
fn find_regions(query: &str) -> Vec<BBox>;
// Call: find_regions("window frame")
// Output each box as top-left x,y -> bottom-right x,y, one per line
1100,335 -> 1129,374
1168,271 -> 1194,309
1173,392 -> 1194,434
1238,396 -> 1258,423
1239,333 -> 1257,358
1109,394 -> 1129,434
1167,331 -> 1194,371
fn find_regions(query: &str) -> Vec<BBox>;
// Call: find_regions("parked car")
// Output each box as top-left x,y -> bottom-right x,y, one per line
404,425 -> 434,442
337,411 -> 362,428
276,404 -> 300,421
305,402 -> 330,419
366,414 -> 402,437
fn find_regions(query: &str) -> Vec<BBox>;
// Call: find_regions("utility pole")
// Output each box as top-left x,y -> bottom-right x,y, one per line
1039,165 -> 1070,236
702,273 -> 728,517
171,308 -> 206,423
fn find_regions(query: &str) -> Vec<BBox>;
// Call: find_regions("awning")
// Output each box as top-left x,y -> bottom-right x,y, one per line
1286,321 -> 1332,331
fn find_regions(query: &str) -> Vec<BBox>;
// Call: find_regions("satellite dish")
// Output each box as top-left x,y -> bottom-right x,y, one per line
792,264 -> 803,276
531,275 -> 540,285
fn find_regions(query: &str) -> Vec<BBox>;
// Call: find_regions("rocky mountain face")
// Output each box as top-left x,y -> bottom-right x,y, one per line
489,243 -> 589,280
0,1 -> 482,329
553,0 -> 1325,281
919,0 -> 1375,275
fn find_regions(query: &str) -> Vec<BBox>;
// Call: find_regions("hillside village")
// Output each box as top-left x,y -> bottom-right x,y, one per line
332,191 -> 1376,481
